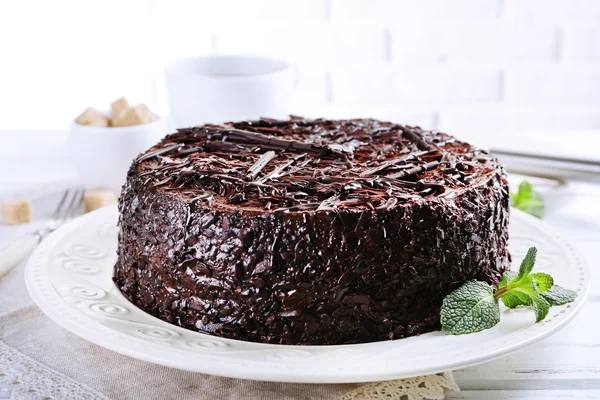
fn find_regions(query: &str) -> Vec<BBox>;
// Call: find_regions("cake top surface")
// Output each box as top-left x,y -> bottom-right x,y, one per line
132,116 -> 503,213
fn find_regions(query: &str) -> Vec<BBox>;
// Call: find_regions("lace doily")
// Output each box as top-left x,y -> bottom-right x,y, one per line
340,372 -> 459,400
0,340 -> 110,400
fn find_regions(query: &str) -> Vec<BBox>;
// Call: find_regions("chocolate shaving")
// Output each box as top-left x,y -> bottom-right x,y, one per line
359,150 -> 435,177
134,117 -> 497,211
248,151 -> 277,178
402,128 -> 437,151
137,143 -> 181,162
387,161 -> 440,179
179,126 -> 348,159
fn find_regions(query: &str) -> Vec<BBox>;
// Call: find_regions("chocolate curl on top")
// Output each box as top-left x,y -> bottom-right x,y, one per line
176,127 -> 350,160
402,128 -> 438,152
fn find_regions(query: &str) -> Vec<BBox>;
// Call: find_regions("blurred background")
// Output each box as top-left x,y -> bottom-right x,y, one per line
1,0 -> 599,187
2,0 -> 600,130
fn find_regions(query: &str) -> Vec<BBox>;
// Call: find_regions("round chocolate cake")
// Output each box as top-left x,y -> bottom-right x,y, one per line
114,117 -> 510,345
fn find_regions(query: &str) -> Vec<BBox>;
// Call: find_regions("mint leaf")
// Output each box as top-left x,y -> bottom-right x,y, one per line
502,284 -> 539,309
500,271 -> 539,309
541,285 -> 577,306
498,271 -> 517,289
502,290 -> 531,308
510,181 -> 544,219
530,295 -> 551,322
510,275 -> 538,294
441,281 -> 500,335
500,287 -> 550,322
516,247 -> 537,281
530,272 -> 554,293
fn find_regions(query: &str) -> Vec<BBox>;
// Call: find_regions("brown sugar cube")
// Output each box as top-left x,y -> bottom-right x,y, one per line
75,107 -> 110,127
110,96 -> 130,119
2,199 -> 32,225
83,189 -> 118,213
112,104 -> 155,127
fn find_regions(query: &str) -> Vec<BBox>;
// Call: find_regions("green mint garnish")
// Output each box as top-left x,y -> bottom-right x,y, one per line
530,295 -> 551,322
510,181 -> 544,218
441,247 -> 576,335
529,272 -> 554,292
501,290 -> 532,308
541,285 -> 577,306
440,281 -> 500,335
515,246 -> 537,280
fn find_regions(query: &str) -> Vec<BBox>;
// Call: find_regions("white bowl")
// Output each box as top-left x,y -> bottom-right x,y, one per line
68,114 -> 168,194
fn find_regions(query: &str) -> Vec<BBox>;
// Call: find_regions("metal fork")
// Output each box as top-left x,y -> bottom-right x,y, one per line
0,187 -> 84,279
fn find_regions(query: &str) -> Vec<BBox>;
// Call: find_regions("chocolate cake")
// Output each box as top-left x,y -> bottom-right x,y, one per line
114,117 -> 510,345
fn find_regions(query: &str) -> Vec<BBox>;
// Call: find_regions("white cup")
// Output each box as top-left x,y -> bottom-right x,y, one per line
164,55 -> 295,127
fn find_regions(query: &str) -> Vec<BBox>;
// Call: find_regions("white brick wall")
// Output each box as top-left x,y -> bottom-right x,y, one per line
563,28 -> 600,60
506,65 -> 600,104
214,23 -> 387,64
389,22 -> 558,63
331,0 -> 503,21
331,66 -> 501,104
1,0 -> 599,133
0,0 -> 156,129
504,0 -> 600,21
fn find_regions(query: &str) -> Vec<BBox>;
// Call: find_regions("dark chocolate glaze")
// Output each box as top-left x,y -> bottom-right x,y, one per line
114,117 -> 510,345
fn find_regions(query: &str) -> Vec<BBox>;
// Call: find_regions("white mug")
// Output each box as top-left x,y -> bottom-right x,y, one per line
164,55 -> 295,127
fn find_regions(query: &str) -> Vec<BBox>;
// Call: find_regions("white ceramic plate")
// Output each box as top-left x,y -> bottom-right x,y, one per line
25,206 -> 590,383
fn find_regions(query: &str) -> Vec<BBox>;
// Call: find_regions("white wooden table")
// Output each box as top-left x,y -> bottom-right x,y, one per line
1,132 -> 599,399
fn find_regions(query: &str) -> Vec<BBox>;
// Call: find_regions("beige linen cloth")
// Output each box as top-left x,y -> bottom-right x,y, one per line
0,247 -> 458,399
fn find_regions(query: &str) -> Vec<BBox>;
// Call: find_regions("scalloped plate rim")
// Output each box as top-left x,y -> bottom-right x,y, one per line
25,205 -> 591,383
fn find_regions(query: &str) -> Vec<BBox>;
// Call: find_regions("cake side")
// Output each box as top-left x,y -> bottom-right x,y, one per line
113,117 -> 510,345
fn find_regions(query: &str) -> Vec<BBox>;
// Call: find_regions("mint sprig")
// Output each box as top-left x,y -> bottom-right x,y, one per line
441,247 -> 576,335
510,181 -> 544,218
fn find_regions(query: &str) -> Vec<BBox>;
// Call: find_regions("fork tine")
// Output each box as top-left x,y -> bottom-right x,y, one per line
51,189 -> 71,220
59,188 -> 83,222
68,188 -> 84,218
52,188 -> 82,225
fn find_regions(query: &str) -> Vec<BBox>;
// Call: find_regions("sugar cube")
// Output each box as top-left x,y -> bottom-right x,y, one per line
75,107 -> 110,127
111,96 -> 130,119
1,199 -> 32,225
112,104 -> 155,127
84,188 -> 118,213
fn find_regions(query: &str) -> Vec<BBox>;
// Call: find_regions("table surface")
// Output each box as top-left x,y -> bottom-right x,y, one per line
1,133 -> 599,399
